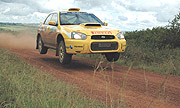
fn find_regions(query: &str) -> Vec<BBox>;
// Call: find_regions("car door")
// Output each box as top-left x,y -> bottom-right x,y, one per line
46,13 -> 58,47
43,14 -> 53,45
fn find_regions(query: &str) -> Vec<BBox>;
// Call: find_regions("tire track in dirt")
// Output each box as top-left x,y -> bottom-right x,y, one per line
4,48 -> 179,108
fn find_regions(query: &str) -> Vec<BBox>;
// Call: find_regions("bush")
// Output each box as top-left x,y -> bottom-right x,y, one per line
119,12 -> 180,75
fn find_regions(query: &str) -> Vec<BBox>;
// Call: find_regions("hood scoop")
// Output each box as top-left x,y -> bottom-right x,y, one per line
80,23 -> 102,27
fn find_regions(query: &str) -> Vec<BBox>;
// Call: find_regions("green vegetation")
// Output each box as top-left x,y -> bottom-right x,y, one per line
0,48 -> 105,108
119,12 -> 180,75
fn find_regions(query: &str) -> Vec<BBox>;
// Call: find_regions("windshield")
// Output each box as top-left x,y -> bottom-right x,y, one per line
60,12 -> 104,25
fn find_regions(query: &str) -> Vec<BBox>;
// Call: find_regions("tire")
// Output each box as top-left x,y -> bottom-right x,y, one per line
105,52 -> 120,62
58,41 -> 72,64
38,37 -> 48,54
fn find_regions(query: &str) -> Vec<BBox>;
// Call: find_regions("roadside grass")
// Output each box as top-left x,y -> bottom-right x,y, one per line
119,44 -> 180,76
0,48 -> 105,108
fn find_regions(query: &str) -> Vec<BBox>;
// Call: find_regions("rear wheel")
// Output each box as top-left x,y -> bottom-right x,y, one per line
105,52 -> 120,62
38,37 -> 48,54
58,41 -> 72,64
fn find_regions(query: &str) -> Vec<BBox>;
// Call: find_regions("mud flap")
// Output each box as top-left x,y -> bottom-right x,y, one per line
36,37 -> 39,49
56,43 -> 59,56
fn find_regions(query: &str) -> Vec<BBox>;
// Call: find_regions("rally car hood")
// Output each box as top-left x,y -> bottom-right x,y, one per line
61,23 -> 121,36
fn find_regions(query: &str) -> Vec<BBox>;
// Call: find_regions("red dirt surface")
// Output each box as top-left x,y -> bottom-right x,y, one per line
7,48 -> 180,108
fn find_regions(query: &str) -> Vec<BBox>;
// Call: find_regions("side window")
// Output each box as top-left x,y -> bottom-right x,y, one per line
44,14 -> 53,25
51,14 -> 58,24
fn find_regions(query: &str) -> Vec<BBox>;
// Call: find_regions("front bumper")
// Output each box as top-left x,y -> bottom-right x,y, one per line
65,36 -> 126,54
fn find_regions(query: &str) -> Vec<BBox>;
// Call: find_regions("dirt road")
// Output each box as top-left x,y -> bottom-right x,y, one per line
6,48 -> 179,108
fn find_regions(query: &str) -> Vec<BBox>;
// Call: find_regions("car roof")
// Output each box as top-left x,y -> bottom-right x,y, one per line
59,11 -> 87,13
50,8 -> 87,14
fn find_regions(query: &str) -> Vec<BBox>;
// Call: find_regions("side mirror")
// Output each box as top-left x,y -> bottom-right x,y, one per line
104,22 -> 108,26
49,21 -> 57,26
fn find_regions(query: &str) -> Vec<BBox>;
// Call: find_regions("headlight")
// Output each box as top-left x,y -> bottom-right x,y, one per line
117,32 -> 124,40
71,32 -> 87,40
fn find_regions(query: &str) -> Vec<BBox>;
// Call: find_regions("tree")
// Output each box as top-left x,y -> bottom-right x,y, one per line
169,12 -> 180,48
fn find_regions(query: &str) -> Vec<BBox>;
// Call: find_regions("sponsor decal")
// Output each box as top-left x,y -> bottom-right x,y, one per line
74,46 -> 83,48
91,31 -> 112,34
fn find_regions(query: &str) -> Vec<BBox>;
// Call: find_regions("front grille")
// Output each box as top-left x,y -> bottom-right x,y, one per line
91,42 -> 118,51
91,35 -> 115,40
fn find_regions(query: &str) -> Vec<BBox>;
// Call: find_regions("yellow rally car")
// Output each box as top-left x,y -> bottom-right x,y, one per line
36,8 -> 126,64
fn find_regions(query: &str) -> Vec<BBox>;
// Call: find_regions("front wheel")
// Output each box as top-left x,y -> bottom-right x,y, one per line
58,41 -> 72,64
105,53 -> 120,62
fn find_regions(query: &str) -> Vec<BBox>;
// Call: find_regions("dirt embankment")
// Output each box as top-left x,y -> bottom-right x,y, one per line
0,32 -> 180,108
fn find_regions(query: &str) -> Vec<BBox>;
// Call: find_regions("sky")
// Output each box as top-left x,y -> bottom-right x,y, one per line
0,0 -> 180,31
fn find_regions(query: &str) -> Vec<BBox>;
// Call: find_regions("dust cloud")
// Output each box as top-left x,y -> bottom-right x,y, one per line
0,31 -> 36,50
